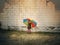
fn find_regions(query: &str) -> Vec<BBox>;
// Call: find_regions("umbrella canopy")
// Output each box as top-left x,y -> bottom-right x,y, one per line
23,18 -> 37,28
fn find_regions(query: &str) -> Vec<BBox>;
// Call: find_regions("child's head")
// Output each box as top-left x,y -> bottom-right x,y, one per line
28,20 -> 31,23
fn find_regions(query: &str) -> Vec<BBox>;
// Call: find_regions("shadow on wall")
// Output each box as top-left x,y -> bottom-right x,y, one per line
0,0 -> 7,13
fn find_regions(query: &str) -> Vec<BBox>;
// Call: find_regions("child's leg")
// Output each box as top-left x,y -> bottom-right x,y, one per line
27,29 -> 31,33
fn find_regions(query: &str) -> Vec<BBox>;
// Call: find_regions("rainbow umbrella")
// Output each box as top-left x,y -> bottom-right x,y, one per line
23,18 -> 37,28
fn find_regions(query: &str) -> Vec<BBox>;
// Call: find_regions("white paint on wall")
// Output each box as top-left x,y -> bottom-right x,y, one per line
0,0 -> 60,31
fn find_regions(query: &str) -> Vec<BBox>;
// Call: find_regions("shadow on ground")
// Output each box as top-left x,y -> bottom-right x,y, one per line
0,29 -> 60,45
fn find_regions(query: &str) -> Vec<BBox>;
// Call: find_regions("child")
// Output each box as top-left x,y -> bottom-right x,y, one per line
27,20 -> 32,33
